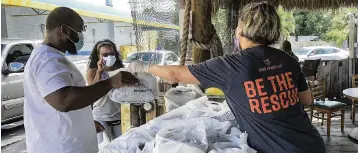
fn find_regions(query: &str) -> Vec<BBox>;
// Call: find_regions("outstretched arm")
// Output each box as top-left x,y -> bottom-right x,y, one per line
148,65 -> 200,84
128,56 -> 232,91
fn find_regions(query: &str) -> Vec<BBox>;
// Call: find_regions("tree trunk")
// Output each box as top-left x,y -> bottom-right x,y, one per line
191,0 -> 212,64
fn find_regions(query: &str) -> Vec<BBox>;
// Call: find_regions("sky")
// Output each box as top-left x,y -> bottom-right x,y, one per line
79,0 -> 132,13
78,0 -> 176,13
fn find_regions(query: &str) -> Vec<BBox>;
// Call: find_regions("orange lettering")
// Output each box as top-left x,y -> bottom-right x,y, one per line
244,81 -> 256,98
285,72 -> 294,89
279,92 -> 289,108
267,76 -> 277,93
255,78 -> 267,96
260,96 -> 272,113
270,94 -> 281,111
249,99 -> 262,114
287,90 -> 295,106
276,74 -> 288,91
291,88 -> 298,105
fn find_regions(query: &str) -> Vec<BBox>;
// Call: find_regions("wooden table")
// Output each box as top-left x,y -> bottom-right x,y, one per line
342,88 -> 358,141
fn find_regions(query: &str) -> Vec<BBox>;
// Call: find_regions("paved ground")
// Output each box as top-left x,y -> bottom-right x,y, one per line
1,125 -> 26,153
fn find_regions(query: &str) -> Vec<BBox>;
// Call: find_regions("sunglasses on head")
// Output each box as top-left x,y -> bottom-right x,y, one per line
101,52 -> 116,57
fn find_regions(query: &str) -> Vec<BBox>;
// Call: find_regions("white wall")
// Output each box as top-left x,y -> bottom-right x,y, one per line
114,22 -> 136,47
288,36 -> 320,42
5,6 -> 46,40
2,5 -> 8,38
3,6 -> 135,51
290,41 -> 336,50
81,17 -> 111,51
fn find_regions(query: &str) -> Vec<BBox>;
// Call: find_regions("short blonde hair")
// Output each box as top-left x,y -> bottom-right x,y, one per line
237,2 -> 281,45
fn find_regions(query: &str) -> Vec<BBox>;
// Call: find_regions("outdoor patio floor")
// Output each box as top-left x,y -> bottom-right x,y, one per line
310,106 -> 358,153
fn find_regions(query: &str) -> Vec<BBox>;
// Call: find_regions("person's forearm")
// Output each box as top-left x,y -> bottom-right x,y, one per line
148,65 -> 200,84
58,79 -> 112,112
149,65 -> 180,83
298,89 -> 313,105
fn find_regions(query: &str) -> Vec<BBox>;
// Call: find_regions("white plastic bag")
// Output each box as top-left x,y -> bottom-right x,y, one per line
154,96 -> 235,123
108,70 -> 155,103
183,98 -> 235,122
164,86 -> 201,112
98,132 -> 111,151
208,127 -> 257,153
153,118 -> 208,153
109,79 -> 154,103
152,117 -> 232,153
203,119 -> 232,143
99,127 -> 155,153
187,84 -> 205,96
140,139 -> 156,153
209,148 -> 243,153
136,73 -> 159,99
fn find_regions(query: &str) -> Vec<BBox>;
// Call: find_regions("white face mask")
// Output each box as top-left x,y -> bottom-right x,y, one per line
103,55 -> 116,67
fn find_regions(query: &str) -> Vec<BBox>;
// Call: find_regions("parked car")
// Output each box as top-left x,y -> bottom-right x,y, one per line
1,39 -> 89,127
294,46 -> 349,62
123,51 -> 180,67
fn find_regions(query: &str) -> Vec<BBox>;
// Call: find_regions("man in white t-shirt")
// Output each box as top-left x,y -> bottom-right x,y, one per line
23,7 -> 138,153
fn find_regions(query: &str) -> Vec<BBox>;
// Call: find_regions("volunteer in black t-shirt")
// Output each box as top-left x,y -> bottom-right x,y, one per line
127,2 -> 326,153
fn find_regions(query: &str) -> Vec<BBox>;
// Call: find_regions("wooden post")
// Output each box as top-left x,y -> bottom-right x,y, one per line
191,0 -> 212,64
121,104 -> 139,134
349,14 -> 357,58
349,15 -> 358,77
145,102 -> 157,123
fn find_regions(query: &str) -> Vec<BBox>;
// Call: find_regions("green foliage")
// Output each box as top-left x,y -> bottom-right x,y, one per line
323,29 -> 348,47
204,5 -> 358,48
322,8 -> 358,47
289,7 -> 357,46
277,6 -> 295,39
293,10 -> 331,37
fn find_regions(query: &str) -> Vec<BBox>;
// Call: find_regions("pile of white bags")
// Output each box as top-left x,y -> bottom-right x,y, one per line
99,96 -> 256,153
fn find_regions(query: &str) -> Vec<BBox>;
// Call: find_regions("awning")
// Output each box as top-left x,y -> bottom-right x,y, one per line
1,0 -> 180,30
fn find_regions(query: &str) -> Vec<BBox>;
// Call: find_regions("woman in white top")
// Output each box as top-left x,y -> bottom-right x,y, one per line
87,39 -> 123,143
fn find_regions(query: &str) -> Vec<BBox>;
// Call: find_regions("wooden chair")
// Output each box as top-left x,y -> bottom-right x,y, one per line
302,59 -> 321,115
351,74 -> 358,124
308,78 -> 346,137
